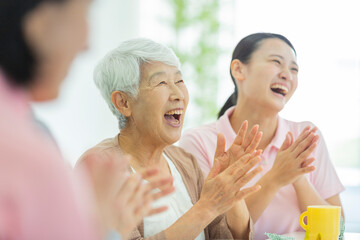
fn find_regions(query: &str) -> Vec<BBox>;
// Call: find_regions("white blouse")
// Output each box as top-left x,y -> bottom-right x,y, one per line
142,154 -> 205,240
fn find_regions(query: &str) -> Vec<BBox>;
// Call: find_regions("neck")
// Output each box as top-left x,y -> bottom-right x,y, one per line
230,100 -> 279,150
117,127 -> 168,173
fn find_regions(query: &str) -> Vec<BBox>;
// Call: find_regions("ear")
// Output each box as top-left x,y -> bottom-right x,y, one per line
111,91 -> 132,117
230,59 -> 246,82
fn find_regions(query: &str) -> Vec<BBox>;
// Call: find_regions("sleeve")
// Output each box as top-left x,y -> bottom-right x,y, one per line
178,129 -> 213,177
309,127 -> 345,199
207,214 -> 234,240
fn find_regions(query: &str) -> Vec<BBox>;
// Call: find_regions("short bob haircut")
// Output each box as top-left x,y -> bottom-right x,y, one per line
94,38 -> 181,129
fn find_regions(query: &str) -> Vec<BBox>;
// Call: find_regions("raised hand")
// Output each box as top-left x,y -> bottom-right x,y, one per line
112,167 -> 174,239
266,126 -> 319,188
76,154 -> 174,239
214,120 -> 263,172
197,133 -> 262,218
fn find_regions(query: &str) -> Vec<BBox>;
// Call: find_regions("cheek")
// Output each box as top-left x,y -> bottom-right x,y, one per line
291,77 -> 299,92
137,93 -> 166,120
66,20 -> 88,53
183,87 -> 189,107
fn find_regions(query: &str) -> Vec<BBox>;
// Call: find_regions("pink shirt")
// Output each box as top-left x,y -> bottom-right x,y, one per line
179,107 -> 345,240
0,72 -> 98,240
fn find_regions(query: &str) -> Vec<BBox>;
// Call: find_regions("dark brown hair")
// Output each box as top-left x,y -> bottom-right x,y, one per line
218,33 -> 296,118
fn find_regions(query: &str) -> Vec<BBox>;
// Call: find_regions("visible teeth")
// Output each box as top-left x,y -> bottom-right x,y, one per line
165,110 -> 183,115
271,84 -> 289,93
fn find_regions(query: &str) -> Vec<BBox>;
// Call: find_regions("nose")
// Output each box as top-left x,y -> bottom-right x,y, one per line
279,67 -> 293,81
169,84 -> 185,101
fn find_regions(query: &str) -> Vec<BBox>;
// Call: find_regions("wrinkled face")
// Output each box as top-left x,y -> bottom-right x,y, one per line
239,38 -> 298,112
128,62 -> 189,146
27,0 -> 91,100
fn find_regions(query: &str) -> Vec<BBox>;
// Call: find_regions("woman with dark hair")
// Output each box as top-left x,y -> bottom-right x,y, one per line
179,32 -> 345,239
0,1 -> 172,239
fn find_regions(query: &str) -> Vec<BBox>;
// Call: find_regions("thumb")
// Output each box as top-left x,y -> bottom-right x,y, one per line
208,134 -> 226,179
280,132 -> 293,151
214,133 -> 226,159
207,159 -> 221,179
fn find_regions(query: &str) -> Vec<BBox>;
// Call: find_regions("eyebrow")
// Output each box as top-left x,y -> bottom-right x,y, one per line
149,72 -> 166,82
148,70 -> 182,82
269,54 -> 298,67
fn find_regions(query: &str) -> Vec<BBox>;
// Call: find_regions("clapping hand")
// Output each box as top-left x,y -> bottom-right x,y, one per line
267,126 -> 319,188
216,120 -> 263,172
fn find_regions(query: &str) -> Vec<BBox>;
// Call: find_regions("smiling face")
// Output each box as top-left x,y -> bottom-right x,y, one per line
236,38 -> 298,113
127,61 -> 189,146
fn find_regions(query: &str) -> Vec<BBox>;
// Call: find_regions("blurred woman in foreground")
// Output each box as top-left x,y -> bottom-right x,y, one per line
0,1 -> 172,239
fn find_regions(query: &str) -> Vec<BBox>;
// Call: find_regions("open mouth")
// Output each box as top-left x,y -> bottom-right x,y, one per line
270,83 -> 289,97
164,109 -> 183,126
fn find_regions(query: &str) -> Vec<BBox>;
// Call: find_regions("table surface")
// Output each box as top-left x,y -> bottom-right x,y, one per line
268,231 -> 360,240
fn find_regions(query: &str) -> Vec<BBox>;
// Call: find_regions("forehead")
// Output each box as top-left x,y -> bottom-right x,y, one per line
141,62 -> 181,80
254,38 -> 297,61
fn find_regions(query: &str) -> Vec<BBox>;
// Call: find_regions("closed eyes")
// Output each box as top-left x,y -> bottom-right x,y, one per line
157,81 -> 166,86
157,79 -> 184,86
272,59 -> 281,64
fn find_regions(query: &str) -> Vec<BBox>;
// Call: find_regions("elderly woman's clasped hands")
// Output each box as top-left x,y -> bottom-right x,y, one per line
197,121 -> 264,229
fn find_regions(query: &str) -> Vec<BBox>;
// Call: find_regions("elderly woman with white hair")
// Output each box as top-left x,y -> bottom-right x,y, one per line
77,38 -> 264,240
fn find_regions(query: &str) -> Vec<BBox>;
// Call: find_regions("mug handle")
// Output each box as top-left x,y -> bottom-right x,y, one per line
299,211 -> 308,231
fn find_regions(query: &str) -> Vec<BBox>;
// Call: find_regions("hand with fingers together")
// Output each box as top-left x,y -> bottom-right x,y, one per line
216,120 -> 263,173
111,168 -> 174,239
196,133 -> 263,239
76,154 -> 174,240
266,126 -> 319,189
228,120 -> 263,166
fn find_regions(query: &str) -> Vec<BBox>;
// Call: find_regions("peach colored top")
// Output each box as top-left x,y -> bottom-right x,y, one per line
0,72 -> 98,240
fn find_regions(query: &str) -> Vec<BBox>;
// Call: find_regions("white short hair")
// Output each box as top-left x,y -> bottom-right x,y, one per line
94,38 -> 181,129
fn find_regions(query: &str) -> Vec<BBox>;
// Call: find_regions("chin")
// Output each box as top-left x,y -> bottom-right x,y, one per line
165,133 -> 182,146
30,70 -> 65,102
30,86 -> 60,102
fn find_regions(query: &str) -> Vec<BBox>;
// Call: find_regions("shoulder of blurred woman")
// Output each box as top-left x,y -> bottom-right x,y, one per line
0,99 -> 98,240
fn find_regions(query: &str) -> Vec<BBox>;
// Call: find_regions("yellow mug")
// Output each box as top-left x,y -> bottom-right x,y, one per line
299,205 -> 341,240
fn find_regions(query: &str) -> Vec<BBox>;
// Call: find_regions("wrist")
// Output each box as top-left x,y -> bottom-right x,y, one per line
193,200 -> 218,223
226,200 -> 249,221
293,176 -> 309,189
260,172 -> 281,193
225,201 -> 251,239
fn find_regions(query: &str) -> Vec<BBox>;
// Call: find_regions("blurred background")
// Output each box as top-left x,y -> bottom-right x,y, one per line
32,0 -> 360,232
